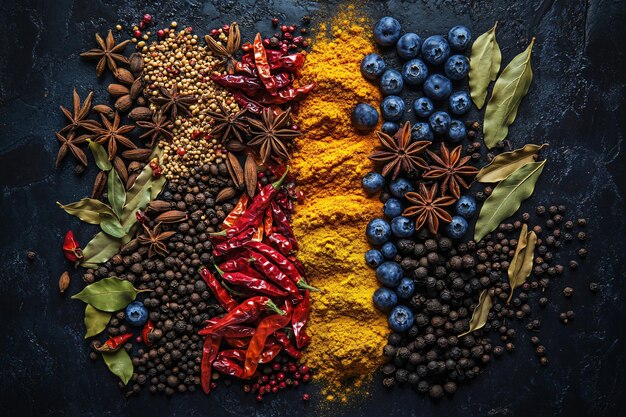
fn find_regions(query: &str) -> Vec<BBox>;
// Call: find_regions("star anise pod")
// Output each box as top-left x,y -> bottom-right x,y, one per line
206,101 -> 248,144
403,183 -> 457,234
422,143 -> 479,199
59,89 -> 100,133
80,30 -> 130,77
150,85 -> 197,121
204,22 -> 240,74
137,113 -> 173,147
369,121 -> 430,180
93,112 -> 137,159
137,223 -> 175,258
247,108 -> 301,164
54,131 -> 89,167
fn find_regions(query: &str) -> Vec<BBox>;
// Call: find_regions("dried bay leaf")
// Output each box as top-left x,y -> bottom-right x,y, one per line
57,198 -> 116,225
102,348 -> 133,385
100,215 -> 126,238
459,289 -> 493,337
84,304 -> 111,338
476,144 -> 547,183
474,159 -> 546,242
484,38 -> 535,148
107,169 -> 126,219
80,227 -> 134,267
507,225 -> 537,303
88,139 -> 112,171
469,22 -> 501,109
71,276 -> 142,311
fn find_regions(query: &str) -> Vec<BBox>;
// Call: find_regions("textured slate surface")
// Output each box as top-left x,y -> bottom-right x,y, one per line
0,0 -> 624,416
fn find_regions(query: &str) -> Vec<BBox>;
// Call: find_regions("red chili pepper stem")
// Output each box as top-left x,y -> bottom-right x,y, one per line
272,166 -> 289,190
296,278 -> 321,292
266,299 -> 286,316
221,280 -> 247,297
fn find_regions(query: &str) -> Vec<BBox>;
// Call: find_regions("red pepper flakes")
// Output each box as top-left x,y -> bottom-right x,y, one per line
62,230 -> 83,262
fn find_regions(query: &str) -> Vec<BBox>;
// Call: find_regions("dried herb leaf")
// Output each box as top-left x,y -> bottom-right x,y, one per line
71,276 -> 142,312
80,228 -> 134,267
107,169 -> 126,218
59,271 -> 70,294
476,144 -> 547,183
88,139 -> 112,171
100,215 -> 126,238
84,304 -> 111,338
484,38 -> 535,148
474,160 -> 546,242
244,153 -> 258,197
102,348 -> 133,385
469,22 -> 501,109
459,289 -> 493,337
507,225 -> 537,303
57,198 -> 116,225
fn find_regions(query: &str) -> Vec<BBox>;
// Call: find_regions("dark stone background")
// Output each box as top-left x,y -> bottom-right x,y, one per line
0,0 -> 624,416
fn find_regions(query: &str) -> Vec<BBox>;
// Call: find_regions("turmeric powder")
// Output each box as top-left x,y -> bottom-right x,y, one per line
291,9 -> 387,402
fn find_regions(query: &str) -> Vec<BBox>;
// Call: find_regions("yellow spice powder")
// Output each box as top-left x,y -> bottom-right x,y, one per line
291,10 -> 387,402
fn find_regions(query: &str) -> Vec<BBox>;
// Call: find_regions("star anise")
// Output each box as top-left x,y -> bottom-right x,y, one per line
150,85 -> 197,121
422,143 -> 479,199
80,30 -> 130,77
403,183 -> 457,234
247,108 -> 301,163
59,89 -> 100,133
137,223 -> 175,258
137,113 -> 173,147
204,22 -> 240,74
93,112 -> 137,159
206,101 -> 248,144
54,131 -> 89,167
369,121 -> 430,179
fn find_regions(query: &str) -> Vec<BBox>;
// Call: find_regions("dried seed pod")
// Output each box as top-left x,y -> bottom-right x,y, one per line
147,200 -> 172,212
107,83 -> 130,97
112,156 -> 129,185
129,52 -> 144,77
126,172 -> 138,190
244,153 -> 258,197
120,238 -> 139,255
122,148 -> 152,161
226,140 -> 246,152
115,68 -> 135,85
115,95 -> 133,112
93,104 -> 115,119
129,78 -> 144,101
225,152 -> 244,188
59,271 -> 70,294
155,210 -> 189,223
128,161 -> 144,172
136,96 -> 147,106
128,106 -> 152,121
91,170 -> 108,198
216,187 -> 236,203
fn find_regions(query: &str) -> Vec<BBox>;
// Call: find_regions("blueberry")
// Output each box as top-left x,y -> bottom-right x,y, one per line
373,287 -> 398,312
395,277 -> 415,299
449,91 -> 472,115
388,305 -> 414,332
362,172 -> 385,193
380,69 -> 404,95
447,215 -> 469,239
423,74 -> 452,101
125,301 -> 148,326
444,55 -> 470,80
455,195 -> 477,218
447,120 -> 467,143
376,261 -> 403,287
382,121 -> 400,136
396,33 -> 422,60
421,35 -> 450,65
360,53 -> 386,81
391,216 -> 415,238
389,177 -> 414,198
381,242 -> 398,259
351,103 -> 379,133
373,17 -> 402,47
448,25 -> 472,51
413,97 -> 434,118
429,111 -> 451,135
384,198 -> 404,218
366,218 -> 392,245
411,122 -> 434,142
365,249 -> 384,268
380,96 -> 405,121
401,59 -> 428,86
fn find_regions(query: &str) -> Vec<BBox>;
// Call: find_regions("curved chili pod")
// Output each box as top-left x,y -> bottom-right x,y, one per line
253,33 -> 277,95
199,267 -> 238,312
292,290 -> 311,349
201,334 -> 222,394
95,333 -> 133,352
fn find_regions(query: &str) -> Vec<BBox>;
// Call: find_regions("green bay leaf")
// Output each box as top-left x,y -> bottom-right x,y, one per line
100,215 -> 126,238
102,348 -> 133,385
71,276 -> 140,312
88,140 -> 113,171
108,169 -> 126,219
459,289 -> 493,337
84,304 -> 111,338
57,198 -> 116,225
469,22 -> 501,109
483,38 -> 535,148
476,143 -> 547,183
80,228 -> 134,267
474,159 -> 546,242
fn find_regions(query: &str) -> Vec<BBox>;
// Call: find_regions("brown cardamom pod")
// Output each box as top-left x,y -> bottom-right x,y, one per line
136,96 -> 147,106
216,187 -> 236,203
59,271 -> 70,294
126,172 -> 138,190
115,68 -> 135,85
147,200 -> 172,212
115,95 -> 133,113
129,52 -> 144,77
128,161 -> 144,172
226,152 -> 244,188
92,104 -> 115,119
91,170 -> 108,199
226,140 -> 246,152
129,78 -> 144,101
107,83 -> 130,97
122,148 -> 152,161
120,238 -> 139,255
244,153 -> 258,197
112,157 -> 129,186
155,210 -> 189,223
128,106 -> 152,121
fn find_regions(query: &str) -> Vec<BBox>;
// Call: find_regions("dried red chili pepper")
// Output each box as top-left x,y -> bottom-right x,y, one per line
141,320 -> 156,347
224,336 -> 251,348
269,53 -> 306,72
233,91 -> 264,114
218,266 -> 289,298
288,255 -> 306,276
257,83 -> 315,105
212,228 -> 255,256
212,73 -> 292,94
222,194 -> 249,230
62,230 -> 83,262
263,206 -> 273,236
219,348 -> 246,362
245,250 -> 301,300
252,224 -> 264,242
201,333 -> 221,393
95,333 -> 133,352
213,355 -> 245,378
198,296 -> 285,336
267,233 -> 294,255
259,343 -> 282,363
274,330 -> 302,358
270,201 -> 298,249
292,290 -> 311,349
219,258 -> 254,273
205,319 -> 257,339
253,33 -> 277,95
199,267 -> 238,311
